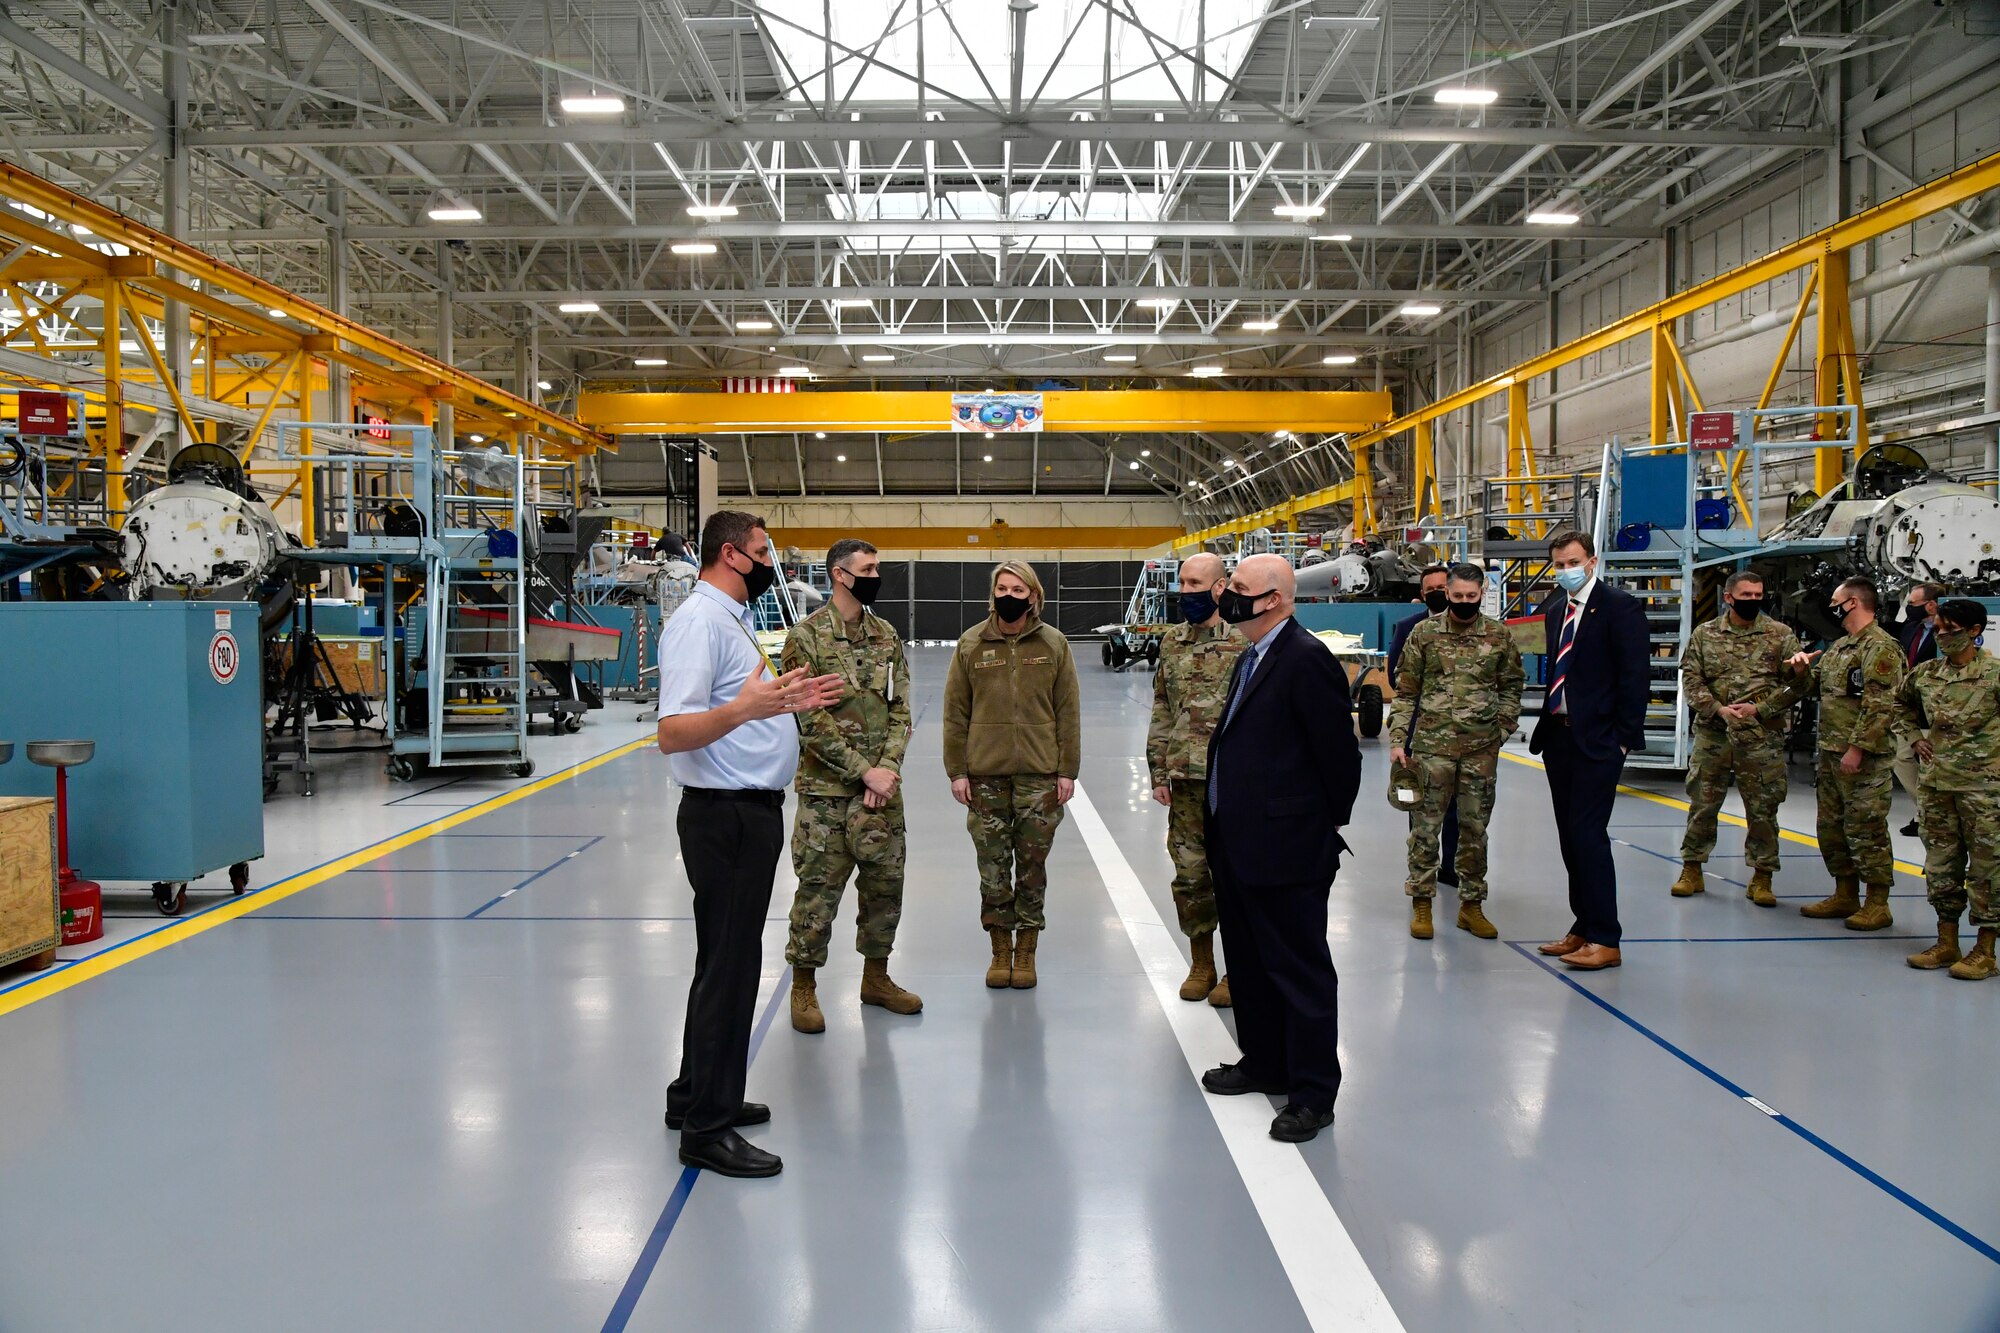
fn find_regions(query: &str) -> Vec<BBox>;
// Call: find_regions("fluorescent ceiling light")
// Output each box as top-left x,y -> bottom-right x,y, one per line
671,242 -> 718,255
266,307 -> 286,318
776,366 -> 811,377
984,431 -> 995,439
1303,14 -> 1379,26
634,358 -> 667,367
1399,302 -> 1443,317
861,354 -> 896,363
1128,461 -> 1141,470
835,453 -> 847,462
427,206 -> 482,222
686,204 -> 738,219
1139,449 -> 1151,457
1778,34 -> 1854,50
814,432 -> 827,439
1434,87 -> 1499,106
1103,354 -> 1138,363
830,298 -> 873,309
560,94 -> 626,115
536,380 -> 553,391
736,319 -> 774,331
468,434 -> 485,443
1190,365 -> 1226,377
188,31 -> 265,46
558,301 -> 600,314
982,454 -> 994,462
1242,319 -> 1280,332
1323,354 -> 1359,365
1526,210 -> 1580,226
1136,297 -> 1178,309
1273,203 -> 1325,219
1313,233 -> 1354,243
1222,458 -> 1237,468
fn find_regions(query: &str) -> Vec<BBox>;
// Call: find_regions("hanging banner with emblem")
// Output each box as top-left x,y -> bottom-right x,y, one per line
952,392 -> 1043,433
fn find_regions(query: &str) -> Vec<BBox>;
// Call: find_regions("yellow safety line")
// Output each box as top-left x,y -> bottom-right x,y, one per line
0,737 -> 656,1020
1497,750 -> 1925,877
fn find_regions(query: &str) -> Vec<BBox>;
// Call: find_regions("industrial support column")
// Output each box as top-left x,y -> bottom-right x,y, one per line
160,4 -> 190,424
436,245 -> 455,449
1986,261 -> 2000,476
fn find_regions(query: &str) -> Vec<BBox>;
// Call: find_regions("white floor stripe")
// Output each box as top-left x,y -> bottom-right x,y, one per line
1069,786 -> 1406,1333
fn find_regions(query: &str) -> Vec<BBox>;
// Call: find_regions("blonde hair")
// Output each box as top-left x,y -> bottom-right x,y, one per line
991,559 -> 1045,610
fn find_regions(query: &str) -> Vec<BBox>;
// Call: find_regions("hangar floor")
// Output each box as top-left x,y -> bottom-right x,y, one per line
0,646 -> 1994,1333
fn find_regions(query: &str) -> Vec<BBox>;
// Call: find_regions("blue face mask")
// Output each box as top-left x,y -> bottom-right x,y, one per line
1180,589 -> 1218,624
1554,565 -> 1591,594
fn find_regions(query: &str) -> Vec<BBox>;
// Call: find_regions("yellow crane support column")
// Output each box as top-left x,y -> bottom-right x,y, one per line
1411,419 -> 1439,520
1505,381 -> 1545,535
100,278 -> 125,520
1815,248 -> 1867,492
1351,440 -> 1378,536
1649,321 -> 1687,445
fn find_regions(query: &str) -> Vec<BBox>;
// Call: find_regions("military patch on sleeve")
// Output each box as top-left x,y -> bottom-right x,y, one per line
1847,666 -> 1864,695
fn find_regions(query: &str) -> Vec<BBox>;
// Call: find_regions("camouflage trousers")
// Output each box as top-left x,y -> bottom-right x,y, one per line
1680,726 -> 1788,872
1404,746 -> 1498,902
1815,750 -> 1894,885
785,792 -> 906,968
1916,786 -> 2000,928
1166,780 -> 1220,938
967,775 -> 1065,931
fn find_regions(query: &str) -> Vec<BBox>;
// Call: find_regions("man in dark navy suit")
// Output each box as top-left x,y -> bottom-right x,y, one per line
1528,529 -> 1651,970
1199,554 -> 1362,1142
1389,564 -> 1458,888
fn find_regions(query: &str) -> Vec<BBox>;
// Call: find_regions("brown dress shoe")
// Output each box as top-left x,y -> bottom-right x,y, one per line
1561,943 -> 1622,970
1538,933 -> 1589,956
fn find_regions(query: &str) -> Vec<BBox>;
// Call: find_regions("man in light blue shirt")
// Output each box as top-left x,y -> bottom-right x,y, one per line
655,511 -> 842,1179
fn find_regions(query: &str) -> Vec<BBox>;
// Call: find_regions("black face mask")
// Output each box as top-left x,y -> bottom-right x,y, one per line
1830,600 -> 1856,623
1217,587 -> 1273,625
1448,600 -> 1480,622
841,571 -> 882,606
1423,589 -> 1449,614
1180,589 -> 1219,624
731,550 -> 777,601
1730,598 -> 1764,621
994,593 -> 1033,623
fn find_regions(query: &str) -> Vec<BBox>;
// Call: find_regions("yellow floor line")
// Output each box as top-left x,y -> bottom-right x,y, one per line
0,737 -> 656,1020
1496,750 -> 1924,877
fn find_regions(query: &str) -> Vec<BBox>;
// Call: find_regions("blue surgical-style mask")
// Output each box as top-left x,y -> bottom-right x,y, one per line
1554,565 -> 1591,594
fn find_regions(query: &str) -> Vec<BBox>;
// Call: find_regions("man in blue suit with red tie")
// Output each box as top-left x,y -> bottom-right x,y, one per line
1529,529 -> 1651,970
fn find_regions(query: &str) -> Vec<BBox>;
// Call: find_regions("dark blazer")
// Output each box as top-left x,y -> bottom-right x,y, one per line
1897,615 -> 1937,669
1386,605 -> 1431,682
1204,617 -> 1362,888
1528,578 -> 1651,763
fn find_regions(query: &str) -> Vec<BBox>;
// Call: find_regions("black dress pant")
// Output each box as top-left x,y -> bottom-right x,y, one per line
1210,825 -> 1342,1114
666,791 -> 784,1142
1542,722 -> 1624,947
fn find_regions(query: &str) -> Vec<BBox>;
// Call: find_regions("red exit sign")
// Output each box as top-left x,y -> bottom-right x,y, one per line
17,390 -> 71,436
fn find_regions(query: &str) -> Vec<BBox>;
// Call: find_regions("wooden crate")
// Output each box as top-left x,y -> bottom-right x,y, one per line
0,796 -> 59,970
275,635 -> 387,699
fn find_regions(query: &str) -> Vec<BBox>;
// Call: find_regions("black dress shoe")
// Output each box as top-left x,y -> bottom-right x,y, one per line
1269,1104 -> 1335,1143
1201,1062 -> 1288,1096
1900,819 -> 1920,837
678,1129 -> 783,1178
664,1101 -> 771,1132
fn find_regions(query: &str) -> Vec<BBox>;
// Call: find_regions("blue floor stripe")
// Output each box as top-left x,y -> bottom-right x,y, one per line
466,836 -> 607,917
601,966 -> 794,1333
1506,941 -> 2000,1266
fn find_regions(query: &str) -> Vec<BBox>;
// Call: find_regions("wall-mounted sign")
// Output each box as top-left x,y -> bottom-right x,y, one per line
952,392 -> 1043,433
17,391 -> 73,437
1688,411 -> 1741,451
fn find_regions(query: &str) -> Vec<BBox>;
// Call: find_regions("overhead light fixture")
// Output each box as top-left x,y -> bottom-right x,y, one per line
1526,210 -> 1580,226
1104,354 -> 1138,363
1399,302 -> 1443,317
814,431 -> 827,439
536,380 -> 553,391
1323,353 -> 1359,365
830,298 -> 873,309
671,242 -> 718,255
776,366 -> 811,377
1313,232 -> 1355,243
427,206 -> 482,222
686,204 -> 738,219
1273,203 -> 1325,220
1128,461 -> 1141,470
1222,458 -> 1238,468
1139,449 -> 1151,457
835,453 -> 847,462
1434,87 -> 1499,106
1242,319 -> 1280,332
984,431 -> 995,439
1136,297 -> 1178,309
558,301 -> 600,314
634,358 -> 667,367
982,453 -> 994,462
1778,33 -> 1855,50
861,354 -> 896,363
188,31 -> 265,46
1303,13 -> 1379,26
560,94 -> 626,115
266,307 -> 286,318
1189,365 -> 1225,377
736,319 -> 774,331
468,434 -> 485,443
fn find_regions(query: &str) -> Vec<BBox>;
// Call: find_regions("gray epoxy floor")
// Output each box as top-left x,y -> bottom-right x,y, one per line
2,648 -> 1998,1332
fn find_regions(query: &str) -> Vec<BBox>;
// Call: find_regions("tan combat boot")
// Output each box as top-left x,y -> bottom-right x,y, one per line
1457,902 -> 1498,940
791,967 -> 826,1034
1948,927 -> 1998,981
1011,929 -> 1039,989
1180,932 -> 1219,1001
1208,974 -> 1232,1008
860,957 -> 923,1014
1746,870 -> 1777,908
1410,898 -> 1434,940
1670,862 -> 1705,897
1846,884 -> 1895,931
986,929 -> 1014,988
1801,877 -> 1861,920
1907,916 -> 1962,970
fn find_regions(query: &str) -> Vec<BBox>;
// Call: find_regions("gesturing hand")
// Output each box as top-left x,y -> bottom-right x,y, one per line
1787,649 -> 1823,672
735,662 -> 845,721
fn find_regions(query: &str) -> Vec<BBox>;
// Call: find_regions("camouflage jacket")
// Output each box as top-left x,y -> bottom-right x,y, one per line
781,605 -> 912,797
1146,619 -> 1247,786
1388,612 -> 1525,758
1774,620 -> 1903,754
1895,652 -> 2000,791
1682,613 -> 1801,735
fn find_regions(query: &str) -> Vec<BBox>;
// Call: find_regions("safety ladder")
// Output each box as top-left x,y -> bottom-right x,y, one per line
424,541 -> 530,771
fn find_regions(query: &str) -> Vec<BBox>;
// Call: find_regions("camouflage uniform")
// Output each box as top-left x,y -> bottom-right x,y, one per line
1897,653 -> 2000,928
1388,612 -> 1525,902
1774,621 -> 1904,884
1146,619 -> 1247,937
1678,613 -> 1801,872
781,605 -> 913,968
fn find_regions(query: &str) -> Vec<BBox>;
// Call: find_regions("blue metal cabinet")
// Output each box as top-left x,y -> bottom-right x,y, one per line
0,601 -> 264,883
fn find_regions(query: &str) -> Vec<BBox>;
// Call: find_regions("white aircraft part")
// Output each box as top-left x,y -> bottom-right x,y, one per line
120,482 -> 287,600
